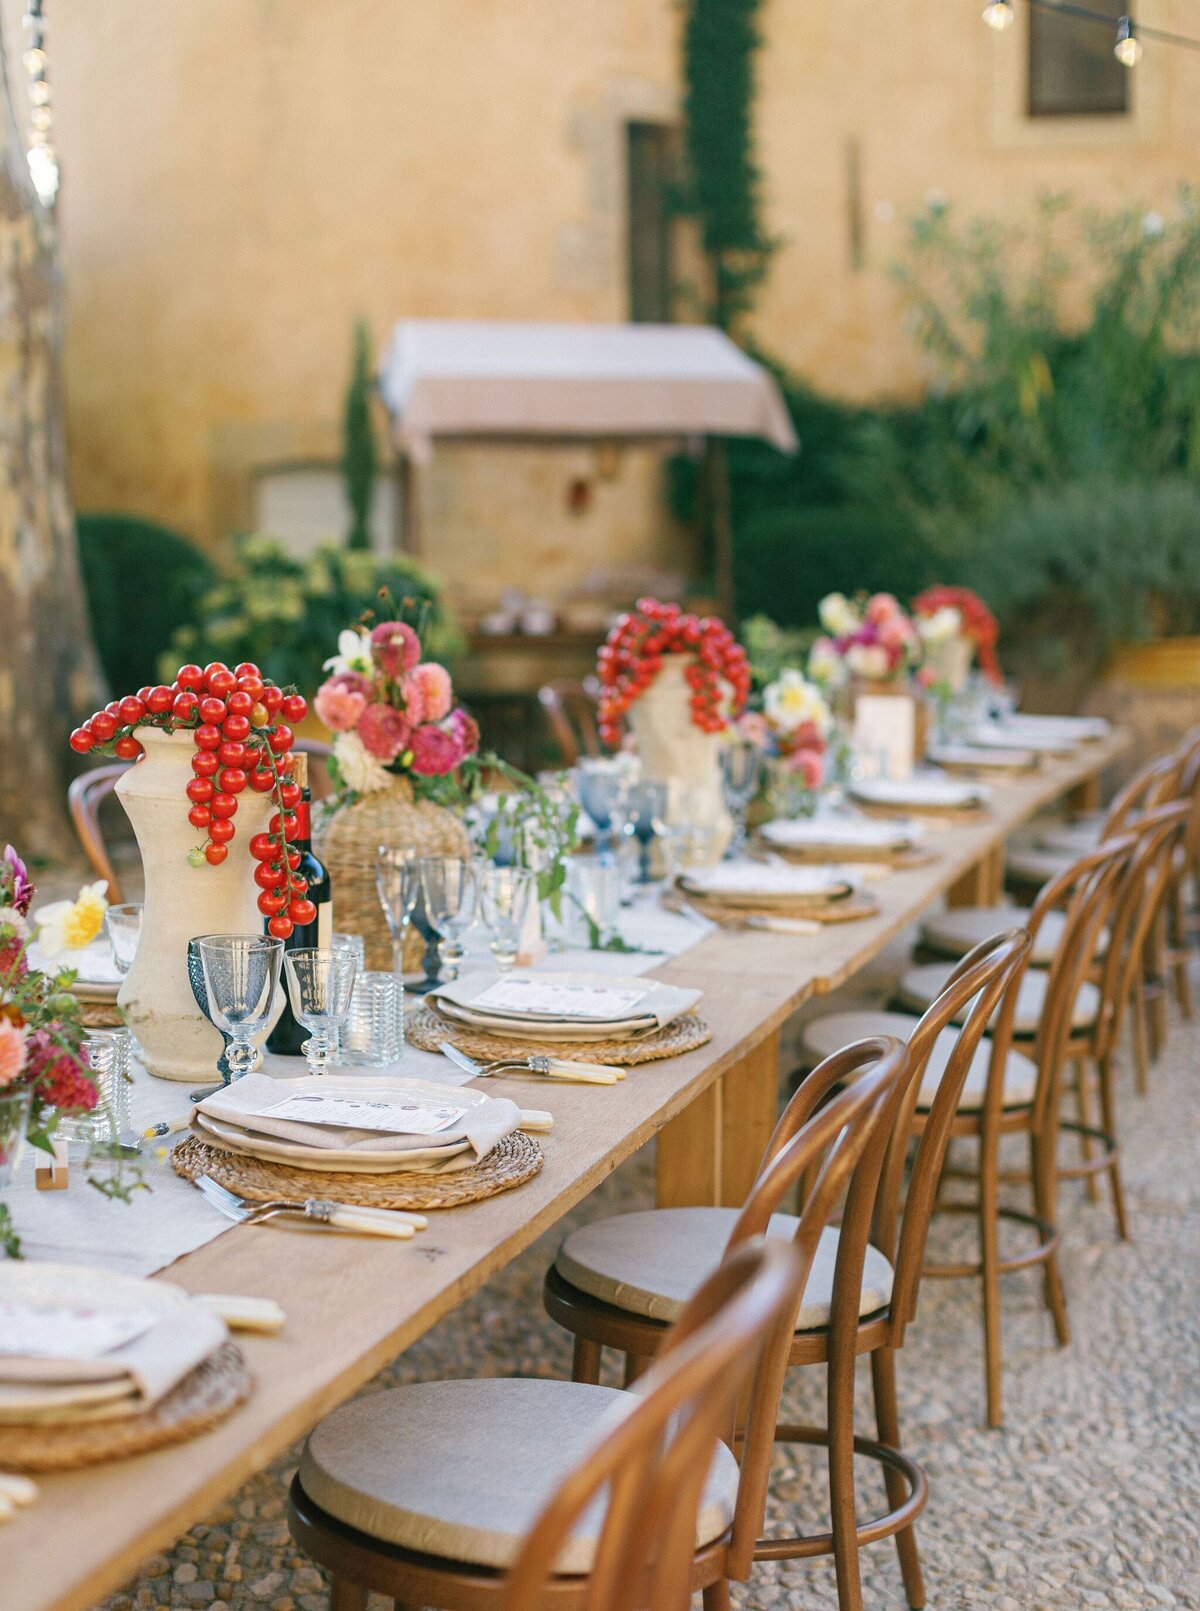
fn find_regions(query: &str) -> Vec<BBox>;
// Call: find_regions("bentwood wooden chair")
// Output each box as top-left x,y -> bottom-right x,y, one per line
546,936 -> 1027,1611
286,1053 -> 901,1611
68,762 -> 131,900
537,679 -> 602,768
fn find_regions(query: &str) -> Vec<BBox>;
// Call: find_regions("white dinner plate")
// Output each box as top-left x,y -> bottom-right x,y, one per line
430,997 -> 659,1041
679,864 -> 855,906
191,1112 -> 474,1174
850,775 -> 989,811
925,743 -> 1039,771
759,816 -> 916,851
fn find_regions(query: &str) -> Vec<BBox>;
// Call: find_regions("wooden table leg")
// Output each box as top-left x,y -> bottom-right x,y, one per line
1066,774 -> 1102,815
656,1029 -> 780,1207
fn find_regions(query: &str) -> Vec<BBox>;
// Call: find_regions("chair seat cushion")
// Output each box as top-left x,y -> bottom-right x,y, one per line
919,906 -> 1107,967
299,1377 -> 739,1573
800,1010 -> 1037,1111
1035,815 -> 1103,857
556,1215 -> 893,1332
1005,846 -> 1073,886
895,961 -> 1100,1035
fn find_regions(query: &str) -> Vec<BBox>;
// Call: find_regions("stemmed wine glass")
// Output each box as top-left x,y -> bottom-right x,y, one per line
577,759 -> 627,862
375,847 -> 421,975
720,740 -> 762,859
477,863 -> 535,971
419,856 -> 476,981
197,935 -> 284,1082
628,780 -> 668,884
283,947 -> 358,1076
187,935 -> 235,1087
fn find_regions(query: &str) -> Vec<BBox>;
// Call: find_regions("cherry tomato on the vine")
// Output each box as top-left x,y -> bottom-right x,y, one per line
114,735 -> 143,760
221,714 -> 251,742
176,664 -> 205,690
145,685 -> 174,715
217,740 -> 246,768
187,804 -> 212,829
248,768 -> 275,792
208,817 -> 236,845
194,724 -> 222,751
226,691 -> 254,718
267,914 -> 294,940
288,898 -> 317,926
186,778 -> 214,804
199,696 -> 227,725
204,842 -> 229,866
210,793 -> 238,820
91,711 -> 118,742
69,728 -> 94,753
192,751 -> 219,777
281,694 -> 307,723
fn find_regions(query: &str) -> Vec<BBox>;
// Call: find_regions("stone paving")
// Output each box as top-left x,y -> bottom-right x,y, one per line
98,965 -> 1200,1611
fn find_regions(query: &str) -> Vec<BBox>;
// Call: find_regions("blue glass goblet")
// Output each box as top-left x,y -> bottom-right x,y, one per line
187,935 -> 234,1087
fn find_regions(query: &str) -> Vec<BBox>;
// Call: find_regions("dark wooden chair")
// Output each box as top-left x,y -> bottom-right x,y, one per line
545,932 -> 1027,1611
286,1046 -> 903,1611
537,679 -> 602,768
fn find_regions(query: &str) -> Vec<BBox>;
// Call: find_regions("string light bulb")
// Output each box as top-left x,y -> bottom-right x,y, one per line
1114,16 -> 1143,65
982,0 -> 1016,30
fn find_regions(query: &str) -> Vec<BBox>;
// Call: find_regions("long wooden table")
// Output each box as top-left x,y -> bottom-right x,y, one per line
5,733 -> 1127,1611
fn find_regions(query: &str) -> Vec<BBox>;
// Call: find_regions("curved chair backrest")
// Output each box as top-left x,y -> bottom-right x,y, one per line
537,679 -> 602,768
1100,752 -> 1181,838
501,1238 -> 804,1611
67,762 -> 131,902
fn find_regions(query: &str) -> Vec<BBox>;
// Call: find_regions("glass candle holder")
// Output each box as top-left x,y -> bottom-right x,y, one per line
336,971 -> 404,1067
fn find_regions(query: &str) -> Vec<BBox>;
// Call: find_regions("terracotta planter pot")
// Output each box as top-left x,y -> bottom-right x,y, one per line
316,778 -> 470,970
625,656 -> 732,865
116,729 -> 279,1081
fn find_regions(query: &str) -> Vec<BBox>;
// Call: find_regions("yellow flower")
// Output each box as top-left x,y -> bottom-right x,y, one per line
33,880 -> 109,960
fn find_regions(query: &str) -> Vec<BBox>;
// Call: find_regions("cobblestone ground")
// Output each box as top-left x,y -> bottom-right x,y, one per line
99,964 -> 1200,1611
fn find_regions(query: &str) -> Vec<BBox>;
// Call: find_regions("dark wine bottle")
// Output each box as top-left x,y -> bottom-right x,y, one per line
266,785 -> 333,1056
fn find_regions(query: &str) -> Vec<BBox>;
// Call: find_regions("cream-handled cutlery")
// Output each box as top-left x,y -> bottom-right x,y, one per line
0,1472 -> 37,1521
195,1293 -> 288,1334
439,1042 -> 622,1085
194,1175 -> 421,1238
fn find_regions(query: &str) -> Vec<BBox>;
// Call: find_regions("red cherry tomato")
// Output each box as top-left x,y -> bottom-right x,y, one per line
254,862 -> 286,891
215,741 -> 245,768
225,690 -> 253,717
193,724 -> 222,752
206,669 -> 237,699
210,792 -> 238,820
287,872 -> 307,894
145,685 -> 174,715
176,663 -> 205,690
233,662 -> 262,681
208,816 -> 236,844
267,914 -> 294,940
257,889 -> 288,916
285,849 -> 302,871
261,686 -> 284,715
90,711 -> 118,742
69,728 -> 94,753
268,812 -> 298,839
186,777 -> 214,804
198,696 -> 227,725
187,804 -> 213,829
238,676 -> 265,701
219,767 -> 247,794
221,713 -> 251,742
105,700 -> 122,717
267,725 -> 293,754
288,898 -> 317,926
278,781 -> 302,811
114,735 -> 143,760
248,832 -> 276,862
172,691 -> 200,719
204,842 -> 229,866
248,769 -> 275,793
191,750 -> 219,778
281,694 -> 308,723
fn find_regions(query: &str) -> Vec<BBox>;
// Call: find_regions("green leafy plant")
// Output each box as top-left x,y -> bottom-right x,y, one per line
343,320 -> 377,552
164,536 -> 462,696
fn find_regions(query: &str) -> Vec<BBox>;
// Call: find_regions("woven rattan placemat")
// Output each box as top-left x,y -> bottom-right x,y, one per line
406,1007 -> 712,1067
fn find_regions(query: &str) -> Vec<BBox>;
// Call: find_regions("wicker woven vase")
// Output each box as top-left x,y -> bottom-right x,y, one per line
316,779 -> 469,970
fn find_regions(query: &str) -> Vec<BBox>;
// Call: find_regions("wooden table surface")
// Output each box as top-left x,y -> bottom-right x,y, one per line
4,733 -> 1128,1611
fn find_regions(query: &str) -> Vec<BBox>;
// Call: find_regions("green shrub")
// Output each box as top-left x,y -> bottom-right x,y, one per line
165,535 -> 462,694
77,514 -> 216,694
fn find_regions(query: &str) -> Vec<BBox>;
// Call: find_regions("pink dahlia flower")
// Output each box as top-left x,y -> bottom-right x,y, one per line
358,702 -> 412,763
407,662 -> 453,722
0,1019 -> 26,1088
409,723 -> 463,777
24,1030 -> 99,1113
782,748 -> 825,790
371,621 -> 422,678
314,673 -> 370,733
447,707 -> 480,759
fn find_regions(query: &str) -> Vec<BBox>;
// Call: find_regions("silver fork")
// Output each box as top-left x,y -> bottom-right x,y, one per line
438,1042 -> 621,1084
194,1174 -> 423,1238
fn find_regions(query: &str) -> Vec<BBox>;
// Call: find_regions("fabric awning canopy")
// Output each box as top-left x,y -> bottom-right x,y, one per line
378,319 -> 798,463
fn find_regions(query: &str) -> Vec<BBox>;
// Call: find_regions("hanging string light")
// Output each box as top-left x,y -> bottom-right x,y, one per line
982,1 -> 1200,64
22,2 -> 58,207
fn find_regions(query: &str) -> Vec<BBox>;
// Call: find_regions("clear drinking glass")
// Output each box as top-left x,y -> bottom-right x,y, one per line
283,947 -> 358,1076
198,935 -> 284,1082
337,971 -> 405,1066
478,863 -> 535,970
0,1089 -> 31,1188
375,847 -> 421,975
332,932 -> 366,967
720,740 -> 762,858
565,856 -> 621,948
58,1028 -> 133,1149
419,856 -> 476,981
104,903 -> 143,974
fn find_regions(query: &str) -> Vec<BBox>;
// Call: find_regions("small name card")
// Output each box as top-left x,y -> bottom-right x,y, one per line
472,977 -> 649,1021
854,694 -> 916,783
264,1094 -> 467,1135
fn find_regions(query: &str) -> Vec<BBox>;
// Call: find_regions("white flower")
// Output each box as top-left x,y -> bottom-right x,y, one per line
763,669 -> 833,737
323,628 -> 374,677
33,881 -> 109,961
0,907 -> 30,941
333,731 -> 392,796
845,642 -> 891,681
808,637 -> 848,689
818,592 -> 860,638
916,606 -> 962,646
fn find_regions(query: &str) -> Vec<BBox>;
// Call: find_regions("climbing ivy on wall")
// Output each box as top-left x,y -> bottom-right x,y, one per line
679,0 -> 777,336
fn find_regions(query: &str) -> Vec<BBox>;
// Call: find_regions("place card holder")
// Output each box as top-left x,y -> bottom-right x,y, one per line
35,1136 -> 70,1191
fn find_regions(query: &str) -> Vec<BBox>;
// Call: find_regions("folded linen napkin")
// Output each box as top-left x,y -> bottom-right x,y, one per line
759,815 -> 920,849
0,1302 -> 227,1422
198,1074 -> 522,1159
428,971 -> 701,1031
681,862 -> 854,900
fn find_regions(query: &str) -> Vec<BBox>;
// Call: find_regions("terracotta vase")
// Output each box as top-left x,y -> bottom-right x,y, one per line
316,777 -> 470,970
116,728 -> 280,1081
626,655 -> 732,865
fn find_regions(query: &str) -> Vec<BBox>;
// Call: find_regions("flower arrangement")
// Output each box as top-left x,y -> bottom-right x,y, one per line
912,586 -> 1003,685
808,592 -> 921,688
1,848 -> 140,1257
67,662 -> 314,941
740,669 -> 833,791
316,620 -> 480,803
596,598 -> 751,746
